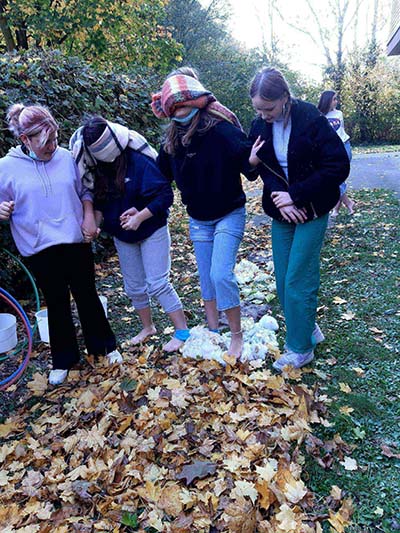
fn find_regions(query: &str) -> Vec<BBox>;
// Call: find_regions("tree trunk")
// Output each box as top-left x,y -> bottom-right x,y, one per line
0,0 -> 16,51
16,24 -> 28,49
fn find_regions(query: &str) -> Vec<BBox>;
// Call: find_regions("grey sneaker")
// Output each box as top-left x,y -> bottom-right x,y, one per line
283,324 -> 325,352
272,349 -> 314,371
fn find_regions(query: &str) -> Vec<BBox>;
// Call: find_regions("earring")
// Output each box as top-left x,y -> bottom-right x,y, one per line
282,102 -> 287,115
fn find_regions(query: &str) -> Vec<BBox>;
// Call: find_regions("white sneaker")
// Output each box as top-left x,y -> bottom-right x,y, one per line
313,323 -> 325,344
106,349 -> 123,364
273,349 -> 314,372
49,369 -> 68,385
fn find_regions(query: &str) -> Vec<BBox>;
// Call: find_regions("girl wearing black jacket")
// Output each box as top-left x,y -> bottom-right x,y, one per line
71,116 -> 189,352
152,74 -> 253,358
248,67 -> 350,371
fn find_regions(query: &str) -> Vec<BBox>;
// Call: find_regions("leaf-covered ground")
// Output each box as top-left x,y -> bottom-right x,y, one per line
0,185 -> 398,532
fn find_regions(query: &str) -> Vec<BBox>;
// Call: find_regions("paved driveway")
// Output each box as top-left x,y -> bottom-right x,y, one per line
348,152 -> 400,198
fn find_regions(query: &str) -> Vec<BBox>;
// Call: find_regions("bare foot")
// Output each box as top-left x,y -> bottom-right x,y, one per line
227,332 -> 243,358
347,201 -> 355,215
163,336 -> 184,352
131,325 -> 157,345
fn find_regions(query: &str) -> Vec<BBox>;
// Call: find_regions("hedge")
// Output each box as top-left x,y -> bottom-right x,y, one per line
0,48 -> 164,155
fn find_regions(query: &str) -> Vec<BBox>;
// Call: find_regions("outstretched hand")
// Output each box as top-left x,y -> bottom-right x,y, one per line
249,136 -> 265,167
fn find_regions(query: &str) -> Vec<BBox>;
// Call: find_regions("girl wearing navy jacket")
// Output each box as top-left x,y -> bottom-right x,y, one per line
72,116 -> 189,352
248,67 -> 350,371
152,74 -> 252,358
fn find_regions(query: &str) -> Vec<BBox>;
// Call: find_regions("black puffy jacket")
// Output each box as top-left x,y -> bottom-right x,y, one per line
248,99 -> 350,221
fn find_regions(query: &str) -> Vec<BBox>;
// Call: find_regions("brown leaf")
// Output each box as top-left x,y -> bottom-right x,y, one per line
381,444 -> 400,459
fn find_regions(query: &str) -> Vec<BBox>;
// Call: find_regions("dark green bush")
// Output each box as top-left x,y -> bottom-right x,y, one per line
0,48 -> 163,155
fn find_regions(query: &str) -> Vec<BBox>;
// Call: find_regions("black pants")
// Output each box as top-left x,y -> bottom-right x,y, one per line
26,243 -> 116,370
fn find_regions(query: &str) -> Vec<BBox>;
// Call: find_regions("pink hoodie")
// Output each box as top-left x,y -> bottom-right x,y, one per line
0,146 -> 92,257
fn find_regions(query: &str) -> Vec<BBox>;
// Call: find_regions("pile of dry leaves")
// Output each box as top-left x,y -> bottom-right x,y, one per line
0,348 -> 353,532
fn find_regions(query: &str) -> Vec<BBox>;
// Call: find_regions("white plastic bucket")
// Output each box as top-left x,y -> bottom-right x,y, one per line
35,309 -> 49,344
99,295 -> 108,317
0,313 -> 18,353
35,297 -> 107,344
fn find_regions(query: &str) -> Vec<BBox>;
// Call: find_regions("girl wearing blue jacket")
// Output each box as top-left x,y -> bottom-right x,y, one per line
72,116 -> 189,352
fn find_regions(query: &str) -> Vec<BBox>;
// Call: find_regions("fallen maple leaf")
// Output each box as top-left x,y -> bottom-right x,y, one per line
381,444 -> 400,459
232,480 -> 258,504
339,382 -> 352,393
176,460 -> 217,485
27,372 -> 48,395
340,457 -> 358,471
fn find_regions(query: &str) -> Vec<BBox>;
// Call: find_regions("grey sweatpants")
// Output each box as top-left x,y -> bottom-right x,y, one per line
114,225 -> 183,313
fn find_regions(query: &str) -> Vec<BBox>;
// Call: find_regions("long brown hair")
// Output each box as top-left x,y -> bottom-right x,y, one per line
163,110 -> 221,155
82,116 -> 127,200
318,90 -> 336,115
250,67 -> 293,127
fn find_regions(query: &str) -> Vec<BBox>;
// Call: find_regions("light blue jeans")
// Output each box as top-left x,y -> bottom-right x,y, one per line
272,214 -> 329,353
340,140 -> 352,195
189,206 -> 246,311
114,225 -> 183,313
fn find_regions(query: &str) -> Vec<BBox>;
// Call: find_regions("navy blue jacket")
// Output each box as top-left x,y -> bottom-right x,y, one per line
94,148 -> 172,243
248,100 -> 350,221
157,120 -> 253,221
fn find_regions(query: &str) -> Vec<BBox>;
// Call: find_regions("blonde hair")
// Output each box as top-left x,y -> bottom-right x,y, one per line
7,104 -> 58,146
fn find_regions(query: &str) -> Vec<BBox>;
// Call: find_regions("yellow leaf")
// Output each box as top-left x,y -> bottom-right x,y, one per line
339,406 -> 354,415
27,372 -> 48,394
275,504 -> 298,532
339,382 -> 352,393
283,478 -> 307,503
341,311 -> 355,321
333,296 -> 347,304
232,480 -> 258,504
330,485 -> 342,500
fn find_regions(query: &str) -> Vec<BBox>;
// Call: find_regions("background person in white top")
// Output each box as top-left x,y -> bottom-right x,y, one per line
318,90 -> 355,216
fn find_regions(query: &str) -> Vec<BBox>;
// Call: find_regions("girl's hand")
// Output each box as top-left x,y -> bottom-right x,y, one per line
271,191 -> 293,208
279,205 -> 308,224
120,213 -> 142,231
120,207 -> 139,219
0,201 -> 15,220
81,212 -> 98,241
249,136 -> 265,167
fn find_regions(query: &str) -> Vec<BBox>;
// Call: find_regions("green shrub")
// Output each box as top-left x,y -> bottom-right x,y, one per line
0,48 -> 163,156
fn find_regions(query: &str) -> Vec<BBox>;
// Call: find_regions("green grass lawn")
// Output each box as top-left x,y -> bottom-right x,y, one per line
275,190 -> 400,532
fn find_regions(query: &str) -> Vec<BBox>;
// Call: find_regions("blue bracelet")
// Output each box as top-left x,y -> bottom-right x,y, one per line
209,328 -> 220,333
174,329 -> 190,342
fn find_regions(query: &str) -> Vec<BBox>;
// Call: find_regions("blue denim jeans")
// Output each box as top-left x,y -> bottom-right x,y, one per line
272,214 -> 329,352
189,206 -> 246,311
340,140 -> 352,195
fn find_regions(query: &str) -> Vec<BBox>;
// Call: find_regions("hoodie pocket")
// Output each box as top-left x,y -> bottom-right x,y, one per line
34,215 -> 83,250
